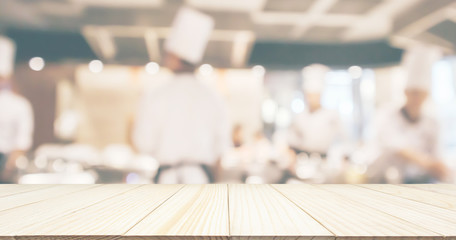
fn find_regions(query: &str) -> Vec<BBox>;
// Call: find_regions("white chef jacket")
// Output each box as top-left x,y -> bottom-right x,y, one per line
0,89 -> 34,154
133,73 -> 230,183
372,106 -> 440,182
288,108 -> 343,154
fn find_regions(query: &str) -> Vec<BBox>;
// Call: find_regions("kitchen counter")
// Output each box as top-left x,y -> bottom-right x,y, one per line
0,184 -> 455,239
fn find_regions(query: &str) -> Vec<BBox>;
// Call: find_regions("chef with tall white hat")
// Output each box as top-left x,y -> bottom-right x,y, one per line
132,7 -> 231,184
369,44 -> 448,183
284,64 -> 346,183
288,64 -> 344,157
0,36 -> 34,182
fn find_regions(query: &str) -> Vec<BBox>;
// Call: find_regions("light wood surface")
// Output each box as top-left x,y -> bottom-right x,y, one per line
126,184 -> 229,238
401,184 -> 456,197
0,184 -> 455,240
359,184 -> 456,211
0,185 -> 134,236
317,184 -> 456,236
0,185 -> 93,212
16,185 -> 183,236
229,184 -> 332,240
0,184 -> 51,197
272,184 -> 441,239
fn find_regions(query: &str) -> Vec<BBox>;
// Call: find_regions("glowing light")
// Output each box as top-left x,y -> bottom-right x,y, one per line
199,64 -> 213,76
385,166 -> 401,184
245,176 -> 264,184
291,98 -> 305,113
296,165 -> 314,179
135,155 -> 159,172
252,65 -> 265,78
261,99 -> 278,124
89,60 -> 103,73
126,172 -> 140,184
275,108 -> 291,128
29,57 -> 45,71
348,65 -> 363,79
145,62 -> 160,75
34,155 -> 48,169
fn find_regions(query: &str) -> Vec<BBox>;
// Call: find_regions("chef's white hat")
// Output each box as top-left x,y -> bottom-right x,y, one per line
165,7 -> 214,65
0,36 -> 16,77
402,44 -> 442,91
302,64 -> 330,93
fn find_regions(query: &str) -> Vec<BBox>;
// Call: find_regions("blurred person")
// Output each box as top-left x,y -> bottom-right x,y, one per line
285,64 -> 346,183
0,36 -> 34,183
288,64 -> 345,158
369,45 -> 448,183
132,7 -> 230,184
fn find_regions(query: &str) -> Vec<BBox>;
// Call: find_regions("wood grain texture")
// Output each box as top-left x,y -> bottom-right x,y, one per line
0,185 -> 137,236
0,185 -> 93,212
15,185 -> 183,236
14,237 -> 121,240
401,184 -> 456,197
359,184 -> 456,211
0,184 -> 51,197
125,184 -> 229,239
229,184 -> 333,240
0,184 -> 454,240
122,237 -> 227,240
316,184 -> 456,236
272,184 -> 442,239
230,237 -> 333,240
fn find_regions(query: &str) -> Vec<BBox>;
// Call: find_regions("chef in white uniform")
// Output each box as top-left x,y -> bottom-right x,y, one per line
288,64 -> 344,157
0,36 -> 34,182
369,45 -> 448,183
132,7 -> 230,184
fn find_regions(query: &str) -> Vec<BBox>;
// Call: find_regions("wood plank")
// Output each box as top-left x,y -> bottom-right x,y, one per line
125,184 -> 229,239
121,236 -> 228,240
273,184 -> 442,239
14,185 -> 183,236
0,184 -> 52,197
359,184 -> 456,211
121,237 -> 226,240
0,184 -> 137,236
15,237 -> 120,240
0,185 -> 94,212
229,184 -> 333,240
316,184 -> 456,237
0,184 -> 454,240
401,184 -> 456,197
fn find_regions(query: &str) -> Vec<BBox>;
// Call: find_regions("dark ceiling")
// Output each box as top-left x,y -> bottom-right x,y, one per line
1,0 -> 455,68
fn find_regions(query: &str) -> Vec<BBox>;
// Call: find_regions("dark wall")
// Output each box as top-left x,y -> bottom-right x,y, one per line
6,28 -> 96,63
6,28 -> 404,69
248,40 -> 404,69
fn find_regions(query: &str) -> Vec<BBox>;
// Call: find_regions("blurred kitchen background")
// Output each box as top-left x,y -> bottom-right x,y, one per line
1,0 -> 456,184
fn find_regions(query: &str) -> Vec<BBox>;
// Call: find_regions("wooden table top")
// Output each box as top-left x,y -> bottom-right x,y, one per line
0,184 -> 455,240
